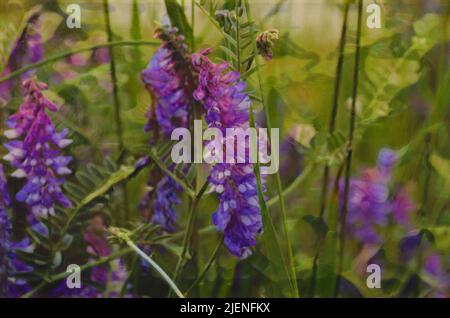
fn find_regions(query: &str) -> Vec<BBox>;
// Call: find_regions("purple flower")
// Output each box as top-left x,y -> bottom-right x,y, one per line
140,28 -> 192,232
424,253 -> 450,297
339,148 -> 399,244
0,13 -> 43,105
141,27 -> 192,136
3,79 -> 72,217
392,187 -> 416,227
51,216 -> 130,298
192,49 -> 263,259
151,175 -> 182,232
340,178 -> 390,244
0,164 -> 12,296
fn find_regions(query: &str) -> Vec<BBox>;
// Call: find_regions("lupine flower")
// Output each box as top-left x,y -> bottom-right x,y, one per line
140,28 -> 192,232
256,29 -> 279,61
192,49 -> 263,259
0,13 -> 43,105
3,79 -> 72,216
141,27 -> 192,136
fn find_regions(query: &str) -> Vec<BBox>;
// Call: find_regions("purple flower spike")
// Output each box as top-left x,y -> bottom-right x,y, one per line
140,28 -> 192,232
192,49 -> 263,259
3,79 -> 72,217
141,28 -> 192,136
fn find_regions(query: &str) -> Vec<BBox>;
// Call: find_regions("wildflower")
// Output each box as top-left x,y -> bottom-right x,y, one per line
0,165 -> 11,297
339,148 -> 397,244
141,27 -> 192,137
0,13 -> 43,105
51,216 -> 130,298
423,253 -> 450,297
192,49 -> 263,259
152,174 -> 182,232
140,27 -> 192,232
256,29 -> 279,61
3,79 -> 72,216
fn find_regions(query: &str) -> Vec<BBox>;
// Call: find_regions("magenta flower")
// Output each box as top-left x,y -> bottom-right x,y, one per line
192,49 -> 263,259
3,79 -> 72,216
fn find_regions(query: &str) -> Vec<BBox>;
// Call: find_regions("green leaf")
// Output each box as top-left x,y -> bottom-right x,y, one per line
78,165 -> 135,208
430,153 -> 450,182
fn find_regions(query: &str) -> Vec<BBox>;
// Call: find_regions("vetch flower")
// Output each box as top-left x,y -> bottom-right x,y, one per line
141,27 -> 193,137
256,29 -> 279,61
140,27 -> 193,232
3,79 -> 72,217
192,49 -> 263,259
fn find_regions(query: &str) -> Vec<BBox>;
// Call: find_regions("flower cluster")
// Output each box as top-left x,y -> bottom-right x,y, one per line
0,13 -> 43,105
3,79 -> 72,216
140,28 -> 193,232
256,29 -> 279,61
141,27 -> 192,137
192,49 -> 263,259
340,148 -> 416,244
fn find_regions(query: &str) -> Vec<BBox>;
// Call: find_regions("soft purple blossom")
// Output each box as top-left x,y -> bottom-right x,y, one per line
151,175 -> 182,232
3,79 -> 72,217
340,148 -> 398,244
192,49 -> 263,259
140,28 -> 192,232
141,27 -> 192,136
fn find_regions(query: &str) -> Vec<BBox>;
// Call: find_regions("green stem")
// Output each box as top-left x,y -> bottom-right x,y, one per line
102,0 -> 129,223
0,40 -> 158,83
245,0 -> 299,298
334,0 -> 363,298
311,1 -> 350,298
185,238 -> 223,295
125,239 -> 185,298
267,163 -> 315,208
22,248 -> 133,298
148,148 -> 196,199
171,181 -> 209,287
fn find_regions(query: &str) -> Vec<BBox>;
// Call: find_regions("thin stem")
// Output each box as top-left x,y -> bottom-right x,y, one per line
245,0 -> 299,298
148,148 -> 196,199
0,40 -> 158,83
22,248 -> 133,298
170,181 -> 209,294
126,239 -> 185,298
102,0 -> 129,222
334,0 -> 363,298
267,163 -> 315,207
235,0 -> 241,72
185,238 -> 223,295
310,1 -> 350,298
